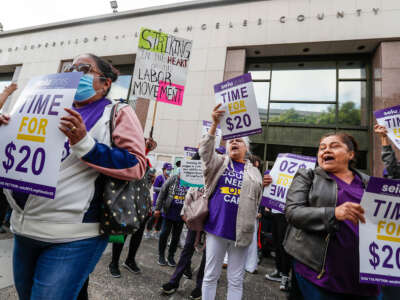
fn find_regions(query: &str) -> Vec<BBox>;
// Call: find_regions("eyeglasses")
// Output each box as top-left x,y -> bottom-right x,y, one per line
63,63 -> 105,78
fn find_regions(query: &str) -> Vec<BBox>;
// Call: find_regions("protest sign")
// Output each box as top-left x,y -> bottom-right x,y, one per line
214,73 -> 262,140
180,160 -> 204,188
184,146 -> 198,160
359,177 -> 400,286
131,27 -> 193,105
0,73 -> 81,199
375,105 -> 400,150
202,120 -> 222,147
261,153 -> 316,212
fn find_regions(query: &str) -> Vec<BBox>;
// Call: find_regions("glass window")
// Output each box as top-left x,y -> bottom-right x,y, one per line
249,70 -> 270,80
108,75 -> 132,100
269,103 -> 336,125
270,62 -> 336,101
338,81 -> 366,126
253,82 -> 269,120
338,61 -> 366,79
248,64 -> 271,80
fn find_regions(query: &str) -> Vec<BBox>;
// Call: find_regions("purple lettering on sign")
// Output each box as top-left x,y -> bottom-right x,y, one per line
48,95 -> 63,116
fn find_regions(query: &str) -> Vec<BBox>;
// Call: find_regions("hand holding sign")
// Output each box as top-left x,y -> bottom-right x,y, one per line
0,114 -> 10,125
335,201 -> 366,225
59,108 -> 87,145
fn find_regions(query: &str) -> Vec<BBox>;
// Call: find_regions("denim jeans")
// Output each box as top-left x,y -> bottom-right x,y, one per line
295,272 -> 379,300
13,234 -> 108,300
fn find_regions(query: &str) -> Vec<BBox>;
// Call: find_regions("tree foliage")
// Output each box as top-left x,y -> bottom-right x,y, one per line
269,102 -> 361,126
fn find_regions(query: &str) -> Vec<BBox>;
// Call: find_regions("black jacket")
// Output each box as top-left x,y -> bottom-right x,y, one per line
155,175 -> 180,215
283,167 -> 369,275
382,145 -> 400,179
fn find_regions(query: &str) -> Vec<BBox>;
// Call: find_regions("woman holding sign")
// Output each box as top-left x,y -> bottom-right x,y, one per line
200,104 -> 262,300
284,133 -> 380,300
1,54 -> 146,300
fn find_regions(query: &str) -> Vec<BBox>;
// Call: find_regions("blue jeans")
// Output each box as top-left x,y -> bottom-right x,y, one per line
295,272 -> 378,300
13,234 -> 108,300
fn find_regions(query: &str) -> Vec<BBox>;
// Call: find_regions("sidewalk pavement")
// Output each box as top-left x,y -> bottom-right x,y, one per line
0,235 -> 287,300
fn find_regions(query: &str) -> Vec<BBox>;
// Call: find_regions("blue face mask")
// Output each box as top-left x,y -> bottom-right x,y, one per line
74,74 -> 96,102
165,170 -> 171,176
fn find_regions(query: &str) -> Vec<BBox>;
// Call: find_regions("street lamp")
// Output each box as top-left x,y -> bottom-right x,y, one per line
110,1 -> 118,13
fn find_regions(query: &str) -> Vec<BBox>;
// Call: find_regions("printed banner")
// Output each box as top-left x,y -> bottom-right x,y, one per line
202,120 -> 222,148
359,177 -> 400,286
375,105 -> 400,150
0,73 -> 82,199
180,160 -> 204,188
184,146 -> 198,160
214,73 -> 262,140
131,27 -> 193,105
261,153 -> 316,212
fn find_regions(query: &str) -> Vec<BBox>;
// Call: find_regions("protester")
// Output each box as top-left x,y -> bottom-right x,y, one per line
145,162 -> 173,239
108,138 -> 157,278
374,124 -> 400,300
264,168 -> 291,291
161,151 -> 206,300
374,124 -> 400,179
1,53 -> 146,300
200,104 -> 263,300
155,168 -> 188,267
284,132 -> 380,300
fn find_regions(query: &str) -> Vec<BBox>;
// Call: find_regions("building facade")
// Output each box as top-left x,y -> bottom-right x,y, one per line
1,0 -> 400,175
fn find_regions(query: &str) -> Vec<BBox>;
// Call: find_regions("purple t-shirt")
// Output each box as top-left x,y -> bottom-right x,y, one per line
295,174 -> 380,296
153,175 -> 166,207
204,160 -> 245,241
165,183 -> 188,222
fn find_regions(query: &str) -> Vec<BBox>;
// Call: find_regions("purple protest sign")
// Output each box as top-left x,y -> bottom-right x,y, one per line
0,72 -> 81,199
214,73 -> 262,140
359,177 -> 400,286
374,104 -> 400,150
261,153 -> 316,212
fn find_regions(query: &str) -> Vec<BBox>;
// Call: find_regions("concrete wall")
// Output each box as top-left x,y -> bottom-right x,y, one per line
1,0 -> 400,161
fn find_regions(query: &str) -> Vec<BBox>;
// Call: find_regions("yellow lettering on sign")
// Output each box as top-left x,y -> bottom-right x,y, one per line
377,221 -> 400,243
17,116 -> 48,143
277,173 -> 294,187
228,100 -> 247,115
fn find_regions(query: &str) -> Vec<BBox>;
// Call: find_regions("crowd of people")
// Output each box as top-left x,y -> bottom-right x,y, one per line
0,54 -> 399,300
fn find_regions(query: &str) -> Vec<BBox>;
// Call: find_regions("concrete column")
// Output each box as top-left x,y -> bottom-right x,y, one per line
223,49 -> 246,81
372,42 -> 400,176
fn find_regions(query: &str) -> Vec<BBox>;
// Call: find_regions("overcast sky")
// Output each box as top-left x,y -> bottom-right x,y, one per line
0,0 -> 193,31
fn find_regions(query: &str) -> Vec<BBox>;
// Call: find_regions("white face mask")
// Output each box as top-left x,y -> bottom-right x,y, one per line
165,170 -> 171,176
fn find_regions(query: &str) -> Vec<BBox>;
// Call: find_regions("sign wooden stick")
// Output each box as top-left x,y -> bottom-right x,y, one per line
149,100 -> 158,138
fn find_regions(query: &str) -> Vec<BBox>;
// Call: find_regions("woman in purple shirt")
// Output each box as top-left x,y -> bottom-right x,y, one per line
284,132 -> 380,300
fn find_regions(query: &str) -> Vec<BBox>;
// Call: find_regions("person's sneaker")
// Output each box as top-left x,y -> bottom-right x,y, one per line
167,257 -> 177,267
108,263 -> 121,278
246,269 -> 258,274
161,282 -> 178,295
265,269 -> 282,282
189,287 -> 202,300
144,231 -> 151,239
0,226 -> 6,234
280,275 -> 290,291
183,268 -> 192,279
122,260 -> 141,274
152,231 -> 160,240
158,256 -> 167,266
